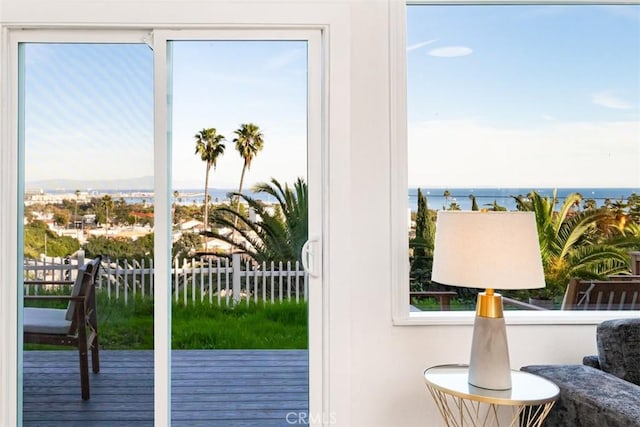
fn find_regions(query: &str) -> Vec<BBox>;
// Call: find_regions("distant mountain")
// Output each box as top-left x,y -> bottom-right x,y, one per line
26,176 -> 155,191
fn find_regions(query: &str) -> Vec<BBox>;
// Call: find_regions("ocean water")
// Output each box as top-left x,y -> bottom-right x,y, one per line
40,187 -> 639,212
408,188 -> 639,212
41,188 -> 278,205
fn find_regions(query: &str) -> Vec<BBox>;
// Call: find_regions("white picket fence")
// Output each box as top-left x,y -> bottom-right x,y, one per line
23,254 -> 308,305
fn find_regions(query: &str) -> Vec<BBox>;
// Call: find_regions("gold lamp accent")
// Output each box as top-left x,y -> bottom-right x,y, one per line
431,211 -> 545,390
476,288 -> 503,318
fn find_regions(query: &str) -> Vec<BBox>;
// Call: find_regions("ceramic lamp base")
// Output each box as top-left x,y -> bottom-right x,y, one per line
468,315 -> 512,390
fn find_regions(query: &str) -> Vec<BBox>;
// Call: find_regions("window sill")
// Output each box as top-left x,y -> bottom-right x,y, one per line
393,309 -> 640,326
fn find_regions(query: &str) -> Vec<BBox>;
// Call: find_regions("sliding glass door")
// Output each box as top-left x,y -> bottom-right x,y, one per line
168,39 -> 310,425
19,39 -> 155,425
13,28 -> 324,427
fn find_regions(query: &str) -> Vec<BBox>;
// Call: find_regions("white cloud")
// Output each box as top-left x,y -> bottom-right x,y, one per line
407,39 -> 438,52
592,91 -> 634,110
408,119 -> 640,188
428,46 -> 473,58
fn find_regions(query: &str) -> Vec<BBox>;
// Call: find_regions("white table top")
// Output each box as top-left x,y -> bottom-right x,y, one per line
424,364 -> 560,406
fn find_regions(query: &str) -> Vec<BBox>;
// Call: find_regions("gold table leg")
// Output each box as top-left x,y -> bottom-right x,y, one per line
426,384 -> 556,427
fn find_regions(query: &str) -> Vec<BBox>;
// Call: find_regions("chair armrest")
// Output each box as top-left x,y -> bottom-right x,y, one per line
24,280 -> 74,286
24,295 -> 85,302
522,364 -> 640,427
583,355 -> 600,369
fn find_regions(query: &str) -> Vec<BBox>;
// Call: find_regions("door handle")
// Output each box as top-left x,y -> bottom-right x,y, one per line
301,239 -> 320,278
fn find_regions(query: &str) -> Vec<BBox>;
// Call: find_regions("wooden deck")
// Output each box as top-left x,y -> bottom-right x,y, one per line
23,350 -> 309,426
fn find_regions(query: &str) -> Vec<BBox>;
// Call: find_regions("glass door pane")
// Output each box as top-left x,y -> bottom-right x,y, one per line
168,40 -> 310,425
21,43 -> 154,425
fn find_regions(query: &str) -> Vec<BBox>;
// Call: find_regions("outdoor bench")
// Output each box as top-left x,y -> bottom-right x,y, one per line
409,291 -> 457,310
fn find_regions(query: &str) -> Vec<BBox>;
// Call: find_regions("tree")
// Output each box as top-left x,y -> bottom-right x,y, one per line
24,220 -> 79,259
233,123 -> 264,219
583,198 -> 597,210
513,190 -> 630,299
75,189 -> 81,236
469,194 -> 479,211
410,189 -> 435,290
172,231 -> 202,260
53,208 -> 70,227
100,195 -> 114,237
194,128 -> 226,231
486,200 -> 507,211
202,177 -> 307,264
443,189 -> 451,210
172,190 -> 180,225
85,233 -> 154,262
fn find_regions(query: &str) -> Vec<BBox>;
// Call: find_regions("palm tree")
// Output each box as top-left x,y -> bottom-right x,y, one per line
202,177 -> 307,264
513,190 -> 630,299
194,128 -> 226,231
443,189 -> 451,210
100,195 -> 114,238
233,123 -> 264,218
75,189 -> 81,238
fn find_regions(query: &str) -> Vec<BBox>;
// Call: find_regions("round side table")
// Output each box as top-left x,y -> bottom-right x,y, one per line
424,364 -> 559,427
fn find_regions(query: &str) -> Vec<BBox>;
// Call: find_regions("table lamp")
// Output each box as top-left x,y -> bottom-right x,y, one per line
431,211 -> 545,390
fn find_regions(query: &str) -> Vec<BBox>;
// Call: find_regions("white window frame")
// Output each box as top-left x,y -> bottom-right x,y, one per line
0,4 -> 353,425
390,1 -> 640,326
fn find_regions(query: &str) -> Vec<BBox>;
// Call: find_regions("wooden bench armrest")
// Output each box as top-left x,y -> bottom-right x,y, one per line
24,295 -> 85,302
502,296 -> 548,310
24,280 -> 74,286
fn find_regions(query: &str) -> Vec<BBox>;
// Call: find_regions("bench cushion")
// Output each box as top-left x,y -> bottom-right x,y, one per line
24,307 -> 72,334
597,318 -> 640,386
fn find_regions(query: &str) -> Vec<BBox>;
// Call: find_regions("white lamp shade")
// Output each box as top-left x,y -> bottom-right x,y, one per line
431,211 -> 545,290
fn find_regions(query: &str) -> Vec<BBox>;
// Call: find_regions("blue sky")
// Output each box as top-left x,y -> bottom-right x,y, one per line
24,40 -> 307,190
24,43 -> 154,185
170,41 -> 307,189
23,5 -> 640,190
407,4 -> 640,188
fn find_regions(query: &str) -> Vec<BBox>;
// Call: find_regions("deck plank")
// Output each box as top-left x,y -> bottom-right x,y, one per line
23,349 -> 308,426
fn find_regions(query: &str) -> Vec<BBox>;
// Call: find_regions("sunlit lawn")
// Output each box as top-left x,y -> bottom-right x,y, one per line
25,292 -> 308,350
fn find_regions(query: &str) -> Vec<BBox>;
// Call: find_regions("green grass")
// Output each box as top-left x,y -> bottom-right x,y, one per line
24,291 -> 307,350
411,297 -> 475,311
172,300 -> 307,349
98,294 -> 155,349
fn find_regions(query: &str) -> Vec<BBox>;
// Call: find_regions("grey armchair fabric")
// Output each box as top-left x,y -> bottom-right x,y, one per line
521,318 -> 640,427
596,317 -> 640,386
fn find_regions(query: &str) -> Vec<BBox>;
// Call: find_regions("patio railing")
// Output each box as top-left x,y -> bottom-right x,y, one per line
23,254 -> 308,305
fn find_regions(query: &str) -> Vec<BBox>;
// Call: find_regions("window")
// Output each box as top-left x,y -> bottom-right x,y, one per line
396,4 -> 640,321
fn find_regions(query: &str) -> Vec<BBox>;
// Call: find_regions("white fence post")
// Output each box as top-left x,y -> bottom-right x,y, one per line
123,261 -> 128,305
232,253 -> 241,304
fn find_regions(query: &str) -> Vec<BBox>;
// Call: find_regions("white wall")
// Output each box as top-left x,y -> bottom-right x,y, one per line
0,1 -> 609,426
342,2 -> 600,426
